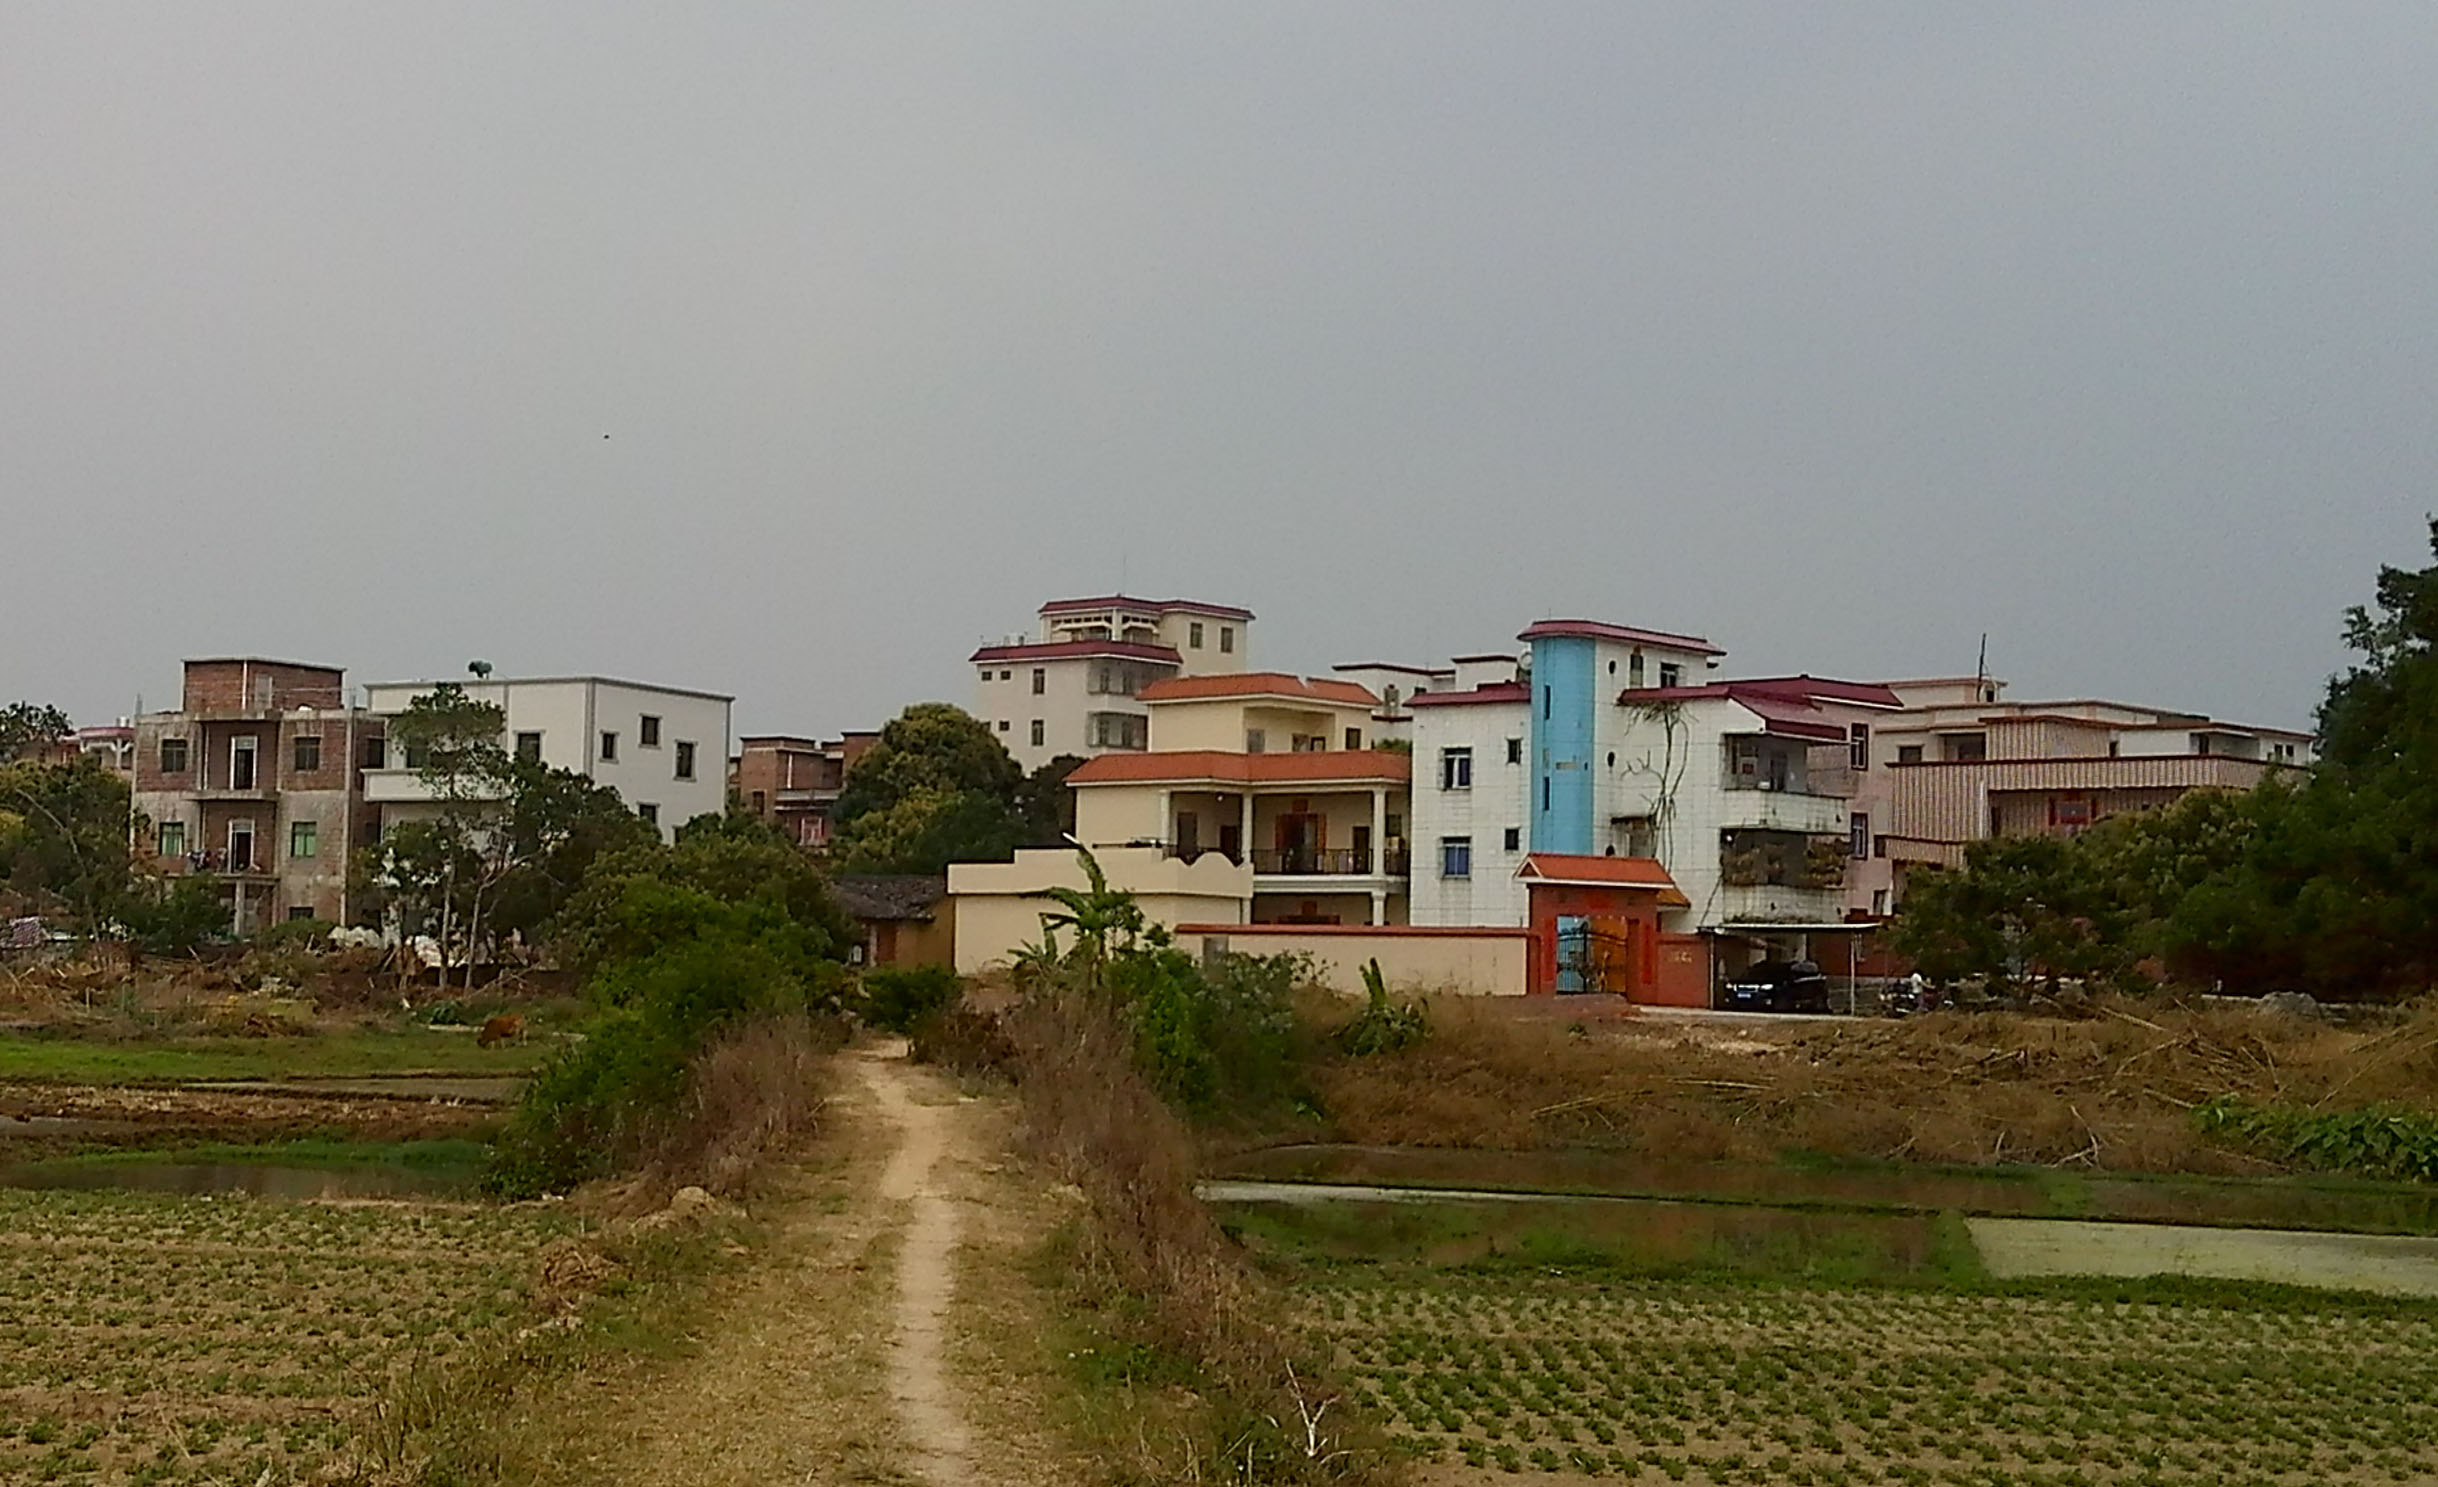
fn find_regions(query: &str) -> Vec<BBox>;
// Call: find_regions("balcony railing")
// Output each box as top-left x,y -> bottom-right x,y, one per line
1250,847 -> 1410,876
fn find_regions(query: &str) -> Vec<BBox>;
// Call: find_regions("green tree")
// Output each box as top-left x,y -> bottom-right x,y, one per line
0,757 -> 135,936
0,703 -> 72,763
1890,834 -> 2132,993
831,704 -> 1033,872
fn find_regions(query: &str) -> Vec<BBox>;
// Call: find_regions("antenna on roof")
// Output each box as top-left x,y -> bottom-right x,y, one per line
1973,634 -> 1987,687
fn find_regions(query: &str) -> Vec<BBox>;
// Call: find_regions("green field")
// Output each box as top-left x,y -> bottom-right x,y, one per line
0,1187 -> 572,1485
0,1027 -> 548,1084
1302,1268 -> 2438,1485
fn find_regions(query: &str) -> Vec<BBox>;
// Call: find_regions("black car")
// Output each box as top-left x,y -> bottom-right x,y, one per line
1722,958 -> 1831,1013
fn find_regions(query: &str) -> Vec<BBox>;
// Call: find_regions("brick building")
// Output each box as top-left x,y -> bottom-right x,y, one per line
729,731 -> 880,848
130,659 -> 384,933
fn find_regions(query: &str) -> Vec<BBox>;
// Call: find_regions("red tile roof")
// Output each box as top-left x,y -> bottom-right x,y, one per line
1407,681 -> 1532,708
1038,594 -> 1256,621
1137,672 -> 1378,706
969,639 -> 1182,665
1517,619 -> 1724,655
1067,749 -> 1413,786
1516,853 -> 1692,907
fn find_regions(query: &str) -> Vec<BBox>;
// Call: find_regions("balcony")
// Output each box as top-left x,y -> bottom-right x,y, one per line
1715,785 -> 1848,836
1250,847 -> 1411,877
189,783 -> 278,802
1711,881 -> 1846,926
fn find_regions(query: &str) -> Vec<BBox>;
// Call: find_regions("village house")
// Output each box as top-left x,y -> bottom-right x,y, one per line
128,659 -> 385,932
968,595 -> 1254,771
360,674 -> 732,843
728,731 -> 879,848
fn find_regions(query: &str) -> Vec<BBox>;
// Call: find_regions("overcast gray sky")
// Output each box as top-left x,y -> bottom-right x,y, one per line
6,3 -> 2431,737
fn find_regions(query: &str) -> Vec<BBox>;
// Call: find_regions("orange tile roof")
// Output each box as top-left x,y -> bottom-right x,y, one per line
1067,749 -> 1413,786
1516,853 -> 1692,907
1136,672 -> 1379,706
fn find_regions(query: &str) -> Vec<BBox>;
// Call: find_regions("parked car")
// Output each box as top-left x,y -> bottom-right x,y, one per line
1722,958 -> 1830,1013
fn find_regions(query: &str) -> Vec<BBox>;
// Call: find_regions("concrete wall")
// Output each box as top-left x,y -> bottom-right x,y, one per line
948,846 -> 1252,973
1173,923 -> 1528,997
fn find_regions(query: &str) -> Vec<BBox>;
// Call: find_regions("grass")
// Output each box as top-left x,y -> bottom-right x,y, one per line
0,1185 -> 574,1485
0,1025 -> 547,1083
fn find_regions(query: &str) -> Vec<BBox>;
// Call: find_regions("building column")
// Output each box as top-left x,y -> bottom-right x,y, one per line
1238,792 -> 1255,863
1370,787 -> 1387,873
1157,790 -> 1173,850
1369,889 -> 1387,926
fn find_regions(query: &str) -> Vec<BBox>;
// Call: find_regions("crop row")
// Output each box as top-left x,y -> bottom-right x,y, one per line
0,1189 -> 571,1486
1301,1275 -> 2438,1484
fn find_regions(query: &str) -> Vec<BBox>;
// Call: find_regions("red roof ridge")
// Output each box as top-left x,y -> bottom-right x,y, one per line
1518,619 -> 1724,655
1038,594 -> 1255,621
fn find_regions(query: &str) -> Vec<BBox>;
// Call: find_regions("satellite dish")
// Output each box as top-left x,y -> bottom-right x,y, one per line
467,660 -> 494,679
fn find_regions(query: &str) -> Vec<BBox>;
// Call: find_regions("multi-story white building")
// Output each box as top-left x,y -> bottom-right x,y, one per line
360,675 -> 731,842
970,595 -> 1253,771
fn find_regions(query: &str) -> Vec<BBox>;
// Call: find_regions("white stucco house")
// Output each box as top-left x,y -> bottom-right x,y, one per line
360,674 -> 732,842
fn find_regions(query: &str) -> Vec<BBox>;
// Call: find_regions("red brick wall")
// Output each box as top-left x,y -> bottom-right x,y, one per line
180,661 -> 345,714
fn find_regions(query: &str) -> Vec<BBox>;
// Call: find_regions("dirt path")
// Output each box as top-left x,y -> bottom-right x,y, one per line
506,1045 -> 1085,1487
862,1048 -> 974,1482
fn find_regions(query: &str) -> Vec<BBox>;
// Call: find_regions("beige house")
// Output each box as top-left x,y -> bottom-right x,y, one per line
1065,672 -> 1413,927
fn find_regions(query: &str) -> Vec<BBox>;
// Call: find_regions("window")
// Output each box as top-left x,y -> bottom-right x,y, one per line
1001,670 -> 1012,681
1629,653 -> 1645,687
156,821 -> 186,858
361,736 -> 386,770
1030,720 -> 1045,747
1658,662 -> 1682,688
1506,737 -> 1522,765
639,715 -> 662,747
1872,889 -> 1890,916
159,737 -> 189,774
1383,685 -> 1401,707
1031,668 -> 1046,696
402,740 -> 431,770
1542,777 -> 1551,811
1345,728 -> 1363,750
1219,626 -> 1234,654
997,719 -> 1010,732
1942,732 -> 1987,762
1849,723 -> 1870,771
1089,714 -> 1147,749
515,731 -> 543,762
1246,729 -> 1266,753
287,905 -> 317,922
637,802 -> 659,826
290,820 -> 319,860
1849,813 -> 1869,860
1897,744 -> 1924,764
1439,837 -> 1472,878
1439,747 -> 1472,790
1503,826 -> 1521,852
750,790 -> 767,813
1189,621 -> 1205,648
292,735 -> 322,774
600,731 -> 619,762
1542,686 -> 1552,720
675,741 -> 697,779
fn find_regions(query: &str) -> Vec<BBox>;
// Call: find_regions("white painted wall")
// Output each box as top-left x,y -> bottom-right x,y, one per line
361,677 -> 730,841
1407,697 -> 1529,927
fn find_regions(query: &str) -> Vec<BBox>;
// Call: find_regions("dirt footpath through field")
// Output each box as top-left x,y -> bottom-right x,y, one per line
519,1044 -> 1086,1487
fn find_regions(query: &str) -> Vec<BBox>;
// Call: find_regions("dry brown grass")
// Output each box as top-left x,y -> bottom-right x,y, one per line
1009,990 -> 1403,1484
1307,995 -> 2438,1174
631,1012 -> 845,1205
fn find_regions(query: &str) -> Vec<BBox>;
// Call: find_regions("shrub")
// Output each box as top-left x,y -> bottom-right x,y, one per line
1106,947 -> 1308,1116
908,1004 -> 1017,1075
2197,1096 -> 2438,1181
858,963 -> 960,1035
1335,959 -> 1430,1057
